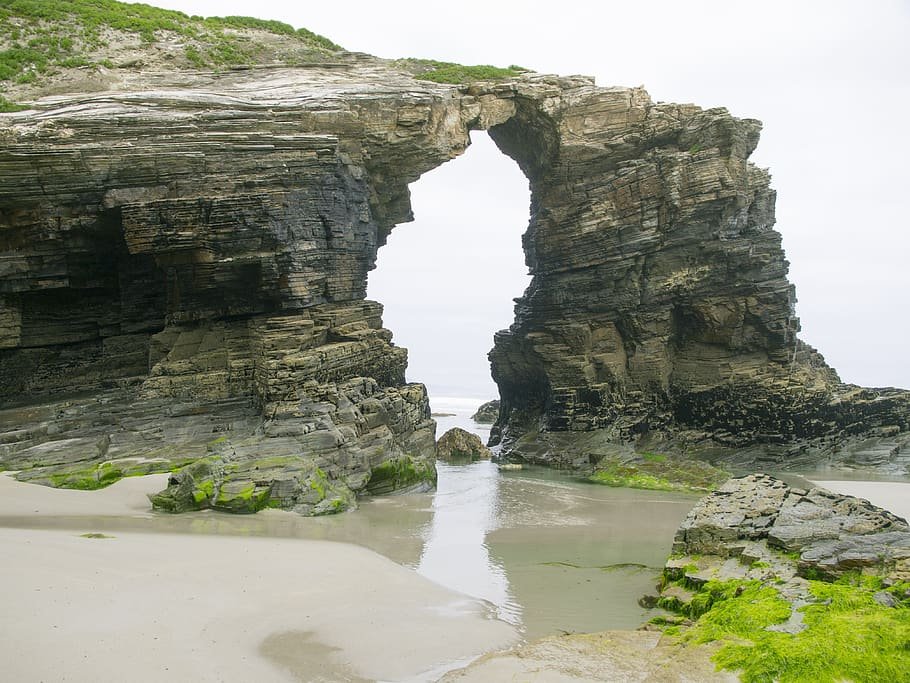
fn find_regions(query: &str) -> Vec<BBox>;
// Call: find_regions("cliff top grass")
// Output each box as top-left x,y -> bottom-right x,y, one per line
398,59 -> 528,84
0,0 -> 342,107
0,1 -> 531,110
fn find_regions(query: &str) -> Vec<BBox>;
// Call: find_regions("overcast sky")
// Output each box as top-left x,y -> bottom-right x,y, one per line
157,0 -> 910,397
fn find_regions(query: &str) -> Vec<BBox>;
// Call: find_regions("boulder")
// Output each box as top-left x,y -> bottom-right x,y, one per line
471,400 -> 500,424
436,428 -> 491,462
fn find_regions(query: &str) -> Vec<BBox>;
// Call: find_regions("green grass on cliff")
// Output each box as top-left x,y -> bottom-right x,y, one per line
658,574 -> 910,683
401,59 -> 528,84
0,0 -> 341,96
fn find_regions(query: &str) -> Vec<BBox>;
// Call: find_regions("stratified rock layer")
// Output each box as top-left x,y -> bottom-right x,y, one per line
484,86 -> 910,470
2,52 -> 909,509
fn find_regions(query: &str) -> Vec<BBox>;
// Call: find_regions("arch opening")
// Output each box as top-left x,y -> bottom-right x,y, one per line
367,131 -> 531,409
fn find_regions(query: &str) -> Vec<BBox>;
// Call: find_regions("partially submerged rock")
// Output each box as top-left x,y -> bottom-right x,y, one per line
436,428 -> 490,462
470,400 -> 500,424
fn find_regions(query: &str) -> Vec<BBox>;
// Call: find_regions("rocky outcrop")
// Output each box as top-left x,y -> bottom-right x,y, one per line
0,58 -> 478,511
2,41 -> 909,510
671,474 -> 910,581
436,428 -> 490,462
483,87 -> 910,471
470,400 -> 500,424
644,475 -> 910,680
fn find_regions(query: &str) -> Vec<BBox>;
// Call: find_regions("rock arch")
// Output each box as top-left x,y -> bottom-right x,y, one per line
0,59 -> 907,513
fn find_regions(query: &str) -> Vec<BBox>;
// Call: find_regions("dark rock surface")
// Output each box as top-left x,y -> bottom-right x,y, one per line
2,48 -> 909,511
436,427 -> 490,462
470,400 -> 500,424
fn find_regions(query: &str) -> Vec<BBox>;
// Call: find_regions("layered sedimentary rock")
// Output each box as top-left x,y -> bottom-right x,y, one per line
2,52 -> 909,511
483,84 -> 910,471
0,59 -> 472,512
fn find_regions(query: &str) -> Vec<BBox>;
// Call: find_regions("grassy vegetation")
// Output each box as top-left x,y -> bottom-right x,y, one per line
657,572 -> 910,683
0,0 -> 341,105
402,59 -> 527,84
589,453 -> 727,493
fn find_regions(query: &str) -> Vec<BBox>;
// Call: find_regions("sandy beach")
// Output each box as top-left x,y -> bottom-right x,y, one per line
0,474 -> 518,683
3,468 -> 908,683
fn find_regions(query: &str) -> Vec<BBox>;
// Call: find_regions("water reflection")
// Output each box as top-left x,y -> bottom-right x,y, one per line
0,456 -> 699,639
417,461 -> 520,625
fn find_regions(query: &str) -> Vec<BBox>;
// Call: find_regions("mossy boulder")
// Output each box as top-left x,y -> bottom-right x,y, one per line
149,458 -> 223,513
650,475 -> 910,681
436,428 -> 490,462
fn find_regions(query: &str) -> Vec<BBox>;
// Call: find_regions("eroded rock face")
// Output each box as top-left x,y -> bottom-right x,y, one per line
1,53 -> 908,511
483,85 -> 910,468
0,59 -> 477,510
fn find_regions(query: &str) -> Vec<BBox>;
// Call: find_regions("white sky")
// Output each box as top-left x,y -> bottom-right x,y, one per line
155,0 -> 910,396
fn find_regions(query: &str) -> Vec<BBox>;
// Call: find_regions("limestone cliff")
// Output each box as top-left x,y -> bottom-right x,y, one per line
1,25 -> 908,510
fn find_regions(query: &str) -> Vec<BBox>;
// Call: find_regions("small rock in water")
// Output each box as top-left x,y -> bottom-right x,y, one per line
436,428 -> 490,462
471,400 -> 500,424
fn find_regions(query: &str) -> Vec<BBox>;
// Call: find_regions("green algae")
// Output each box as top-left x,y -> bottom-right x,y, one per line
655,572 -> 910,683
589,453 -> 727,493
364,455 -> 435,495
400,59 -> 527,84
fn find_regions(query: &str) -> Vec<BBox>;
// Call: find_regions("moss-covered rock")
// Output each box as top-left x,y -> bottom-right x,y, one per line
364,455 -> 436,496
589,452 -> 727,493
436,427 -> 490,462
149,458 -> 223,513
650,475 -> 910,681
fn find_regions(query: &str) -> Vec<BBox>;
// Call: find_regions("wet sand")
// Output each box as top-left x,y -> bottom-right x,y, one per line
0,474 -> 517,682
5,461 -> 907,682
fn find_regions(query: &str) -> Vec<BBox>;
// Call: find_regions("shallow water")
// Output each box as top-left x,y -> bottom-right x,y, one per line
0,396 -> 699,641
4,395 -> 907,645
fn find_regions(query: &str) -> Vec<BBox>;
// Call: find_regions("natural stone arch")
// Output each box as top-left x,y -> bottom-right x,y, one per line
0,59 -> 907,514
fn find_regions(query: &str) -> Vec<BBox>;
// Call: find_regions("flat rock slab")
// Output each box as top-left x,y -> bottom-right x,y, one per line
673,473 -> 909,580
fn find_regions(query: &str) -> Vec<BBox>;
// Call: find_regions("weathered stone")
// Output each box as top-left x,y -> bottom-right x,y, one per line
436,428 -> 490,462
470,400 -> 500,424
672,474 -> 910,581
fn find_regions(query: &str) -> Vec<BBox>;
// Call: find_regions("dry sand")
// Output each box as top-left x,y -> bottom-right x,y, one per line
0,474 -> 518,682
